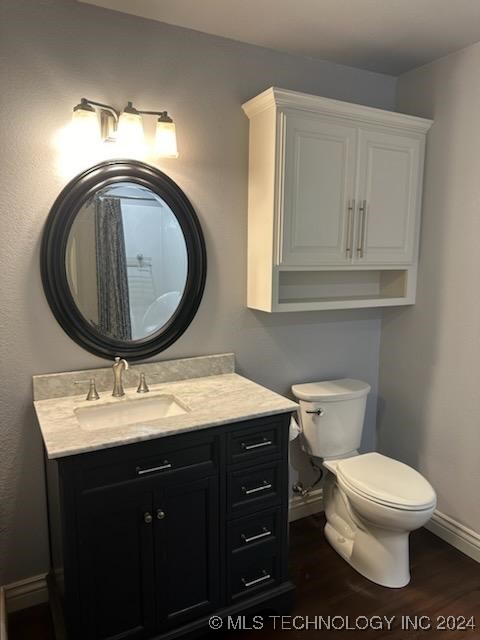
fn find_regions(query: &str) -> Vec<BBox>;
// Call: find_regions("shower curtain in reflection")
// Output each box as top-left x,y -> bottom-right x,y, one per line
94,196 -> 132,340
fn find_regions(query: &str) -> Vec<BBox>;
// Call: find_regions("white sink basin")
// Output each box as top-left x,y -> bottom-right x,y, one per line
75,394 -> 188,431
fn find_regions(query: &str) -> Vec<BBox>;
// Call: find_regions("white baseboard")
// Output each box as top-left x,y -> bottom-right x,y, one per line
0,587 -> 7,640
426,510 -> 480,563
289,488 -> 324,522
3,574 -> 48,614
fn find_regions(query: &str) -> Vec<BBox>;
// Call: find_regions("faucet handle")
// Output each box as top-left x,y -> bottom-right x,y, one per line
74,378 -> 100,401
137,373 -> 150,394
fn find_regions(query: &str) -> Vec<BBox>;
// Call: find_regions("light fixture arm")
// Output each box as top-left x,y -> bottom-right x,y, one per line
81,98 -> 120,121
138,109 -> 173,123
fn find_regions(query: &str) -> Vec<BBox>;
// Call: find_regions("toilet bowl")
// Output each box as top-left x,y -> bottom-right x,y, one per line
323,453 -> 436,587
292,379 -> 436,588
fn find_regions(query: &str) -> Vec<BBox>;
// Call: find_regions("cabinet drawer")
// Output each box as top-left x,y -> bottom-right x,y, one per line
227,419 -> 282,465
80,438 -> 216,489
229,508 -> 281,552
228,461 -> 281,517
230,546 -> 279,601
134,443 -> 213,477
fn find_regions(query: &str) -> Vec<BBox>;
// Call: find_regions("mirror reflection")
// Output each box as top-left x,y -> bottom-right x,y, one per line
65,182 -> 188,342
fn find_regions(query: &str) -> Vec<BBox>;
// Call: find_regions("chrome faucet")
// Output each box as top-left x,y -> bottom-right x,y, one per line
112,357 -> 129,397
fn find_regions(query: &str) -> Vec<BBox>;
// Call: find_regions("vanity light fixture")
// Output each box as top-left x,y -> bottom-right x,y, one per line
71,98 -> 178,157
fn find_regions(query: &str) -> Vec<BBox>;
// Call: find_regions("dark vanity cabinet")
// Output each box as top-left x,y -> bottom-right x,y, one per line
46,413 -> 294,640
76,474 -> 219,638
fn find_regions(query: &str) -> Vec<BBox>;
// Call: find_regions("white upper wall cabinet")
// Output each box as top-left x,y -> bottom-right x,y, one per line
242,88 -> 432,312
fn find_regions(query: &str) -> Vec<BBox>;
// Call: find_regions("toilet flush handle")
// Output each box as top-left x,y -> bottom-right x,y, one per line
306,408 -> 325,416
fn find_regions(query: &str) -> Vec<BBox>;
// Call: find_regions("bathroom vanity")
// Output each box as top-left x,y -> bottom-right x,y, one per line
34,354 -> 297,640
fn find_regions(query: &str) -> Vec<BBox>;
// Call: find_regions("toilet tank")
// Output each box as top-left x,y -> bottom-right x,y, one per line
291,379 -> 371,459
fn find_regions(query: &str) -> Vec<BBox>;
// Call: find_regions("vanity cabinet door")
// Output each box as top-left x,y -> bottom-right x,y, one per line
77,481 -> 156,640
154,476 -> 220,629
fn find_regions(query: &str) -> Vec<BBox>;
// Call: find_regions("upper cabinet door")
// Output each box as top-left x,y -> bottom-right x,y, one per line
354,128 -> 421,265
280,112 -> 358,266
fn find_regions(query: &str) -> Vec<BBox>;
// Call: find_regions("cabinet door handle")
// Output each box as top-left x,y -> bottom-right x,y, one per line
136,461 -> 172,475
241,570 -> 271,588
241,480 -> 272,495
357,200 -> 367,258
346,199 -> 355,258
144,512 -> 153,524
241,439 -> 272,451
241,527 -> 272,544
156,509 -> 166,520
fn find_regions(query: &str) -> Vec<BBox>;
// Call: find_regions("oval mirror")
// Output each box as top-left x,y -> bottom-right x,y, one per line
42,160 -> 206,360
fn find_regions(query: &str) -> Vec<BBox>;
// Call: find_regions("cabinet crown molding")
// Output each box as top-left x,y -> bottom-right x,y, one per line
242,87 -> 433,134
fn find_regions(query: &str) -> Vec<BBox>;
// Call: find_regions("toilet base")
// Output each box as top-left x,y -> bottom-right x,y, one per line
324,520 -> 410,588
324,476 -> 411,588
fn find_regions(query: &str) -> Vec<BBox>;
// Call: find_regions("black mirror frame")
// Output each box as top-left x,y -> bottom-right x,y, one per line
41,159 -> 207,361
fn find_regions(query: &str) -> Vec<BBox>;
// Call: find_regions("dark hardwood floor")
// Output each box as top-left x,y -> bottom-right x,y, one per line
8,514 -> 480,639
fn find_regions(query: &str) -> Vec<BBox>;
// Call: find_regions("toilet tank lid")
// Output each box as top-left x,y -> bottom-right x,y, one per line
292,378 -> 371,402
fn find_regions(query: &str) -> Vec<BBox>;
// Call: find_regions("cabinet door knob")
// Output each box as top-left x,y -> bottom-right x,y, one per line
144,512 -> 153,524
156,509 -> 166,520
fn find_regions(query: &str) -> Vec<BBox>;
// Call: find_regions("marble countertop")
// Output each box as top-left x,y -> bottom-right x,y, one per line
34,373 -> 298,459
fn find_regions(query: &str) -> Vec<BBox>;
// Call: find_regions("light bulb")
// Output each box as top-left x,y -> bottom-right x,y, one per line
155,118 -> 178,158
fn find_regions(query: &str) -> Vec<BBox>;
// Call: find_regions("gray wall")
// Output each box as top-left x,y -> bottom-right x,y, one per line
379,42 -> 480,534
0,0 -> 396,584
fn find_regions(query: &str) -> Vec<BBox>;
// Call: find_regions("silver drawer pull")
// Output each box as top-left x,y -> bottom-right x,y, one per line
241,439 -> 272,451
241,527 -> 271,544
242,480 -> 272,495
136,461 -> 172,475
241,570 -> 271,588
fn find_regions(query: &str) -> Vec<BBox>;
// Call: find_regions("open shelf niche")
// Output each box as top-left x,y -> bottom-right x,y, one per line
266,267 -> 416,312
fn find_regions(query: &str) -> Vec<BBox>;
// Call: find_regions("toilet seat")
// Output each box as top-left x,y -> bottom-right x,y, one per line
336,453 -> 436,512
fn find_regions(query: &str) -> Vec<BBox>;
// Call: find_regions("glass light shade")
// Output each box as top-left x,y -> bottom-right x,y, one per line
117,111 -> 145,155
155,120 -> 178,158
71,108 -> 100,146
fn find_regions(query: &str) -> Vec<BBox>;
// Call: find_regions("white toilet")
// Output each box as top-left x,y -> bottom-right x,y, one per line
292,378 -> 436,588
